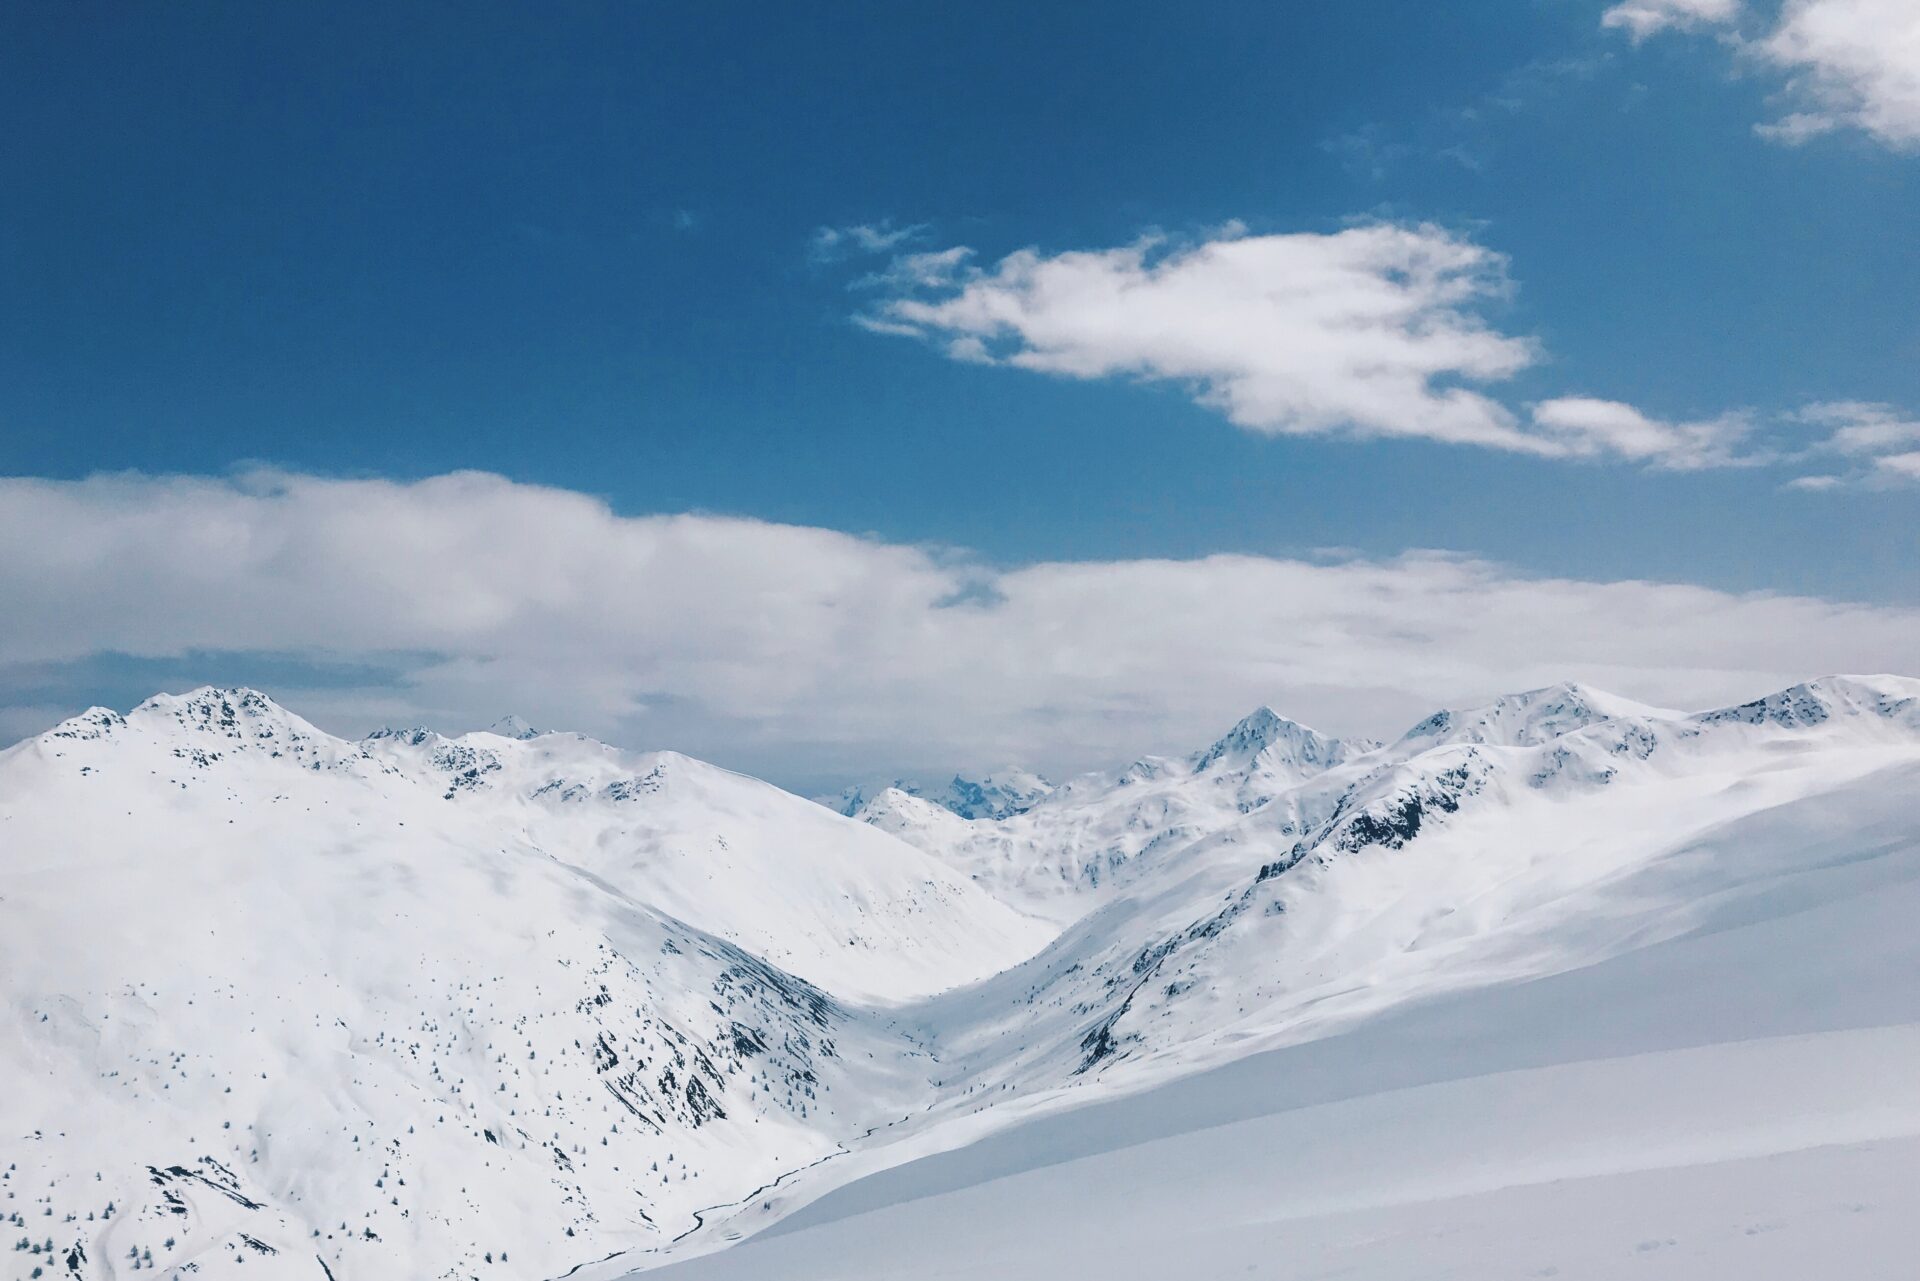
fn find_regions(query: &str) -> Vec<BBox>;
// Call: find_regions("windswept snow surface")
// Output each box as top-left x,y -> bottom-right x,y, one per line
5,677 -> 1920,1280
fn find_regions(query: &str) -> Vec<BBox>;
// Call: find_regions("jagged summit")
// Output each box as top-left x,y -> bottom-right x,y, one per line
1697,673 -> 1920,730
841,674 -> 1920,925
1191,704 -> 1353,775
21,688 -> 326,757
1396,680 -> 1670,750
134,684 -> 291,722
363,723 -> 439,744
824,778 -> 920,816
826,769 -> 1054,821
943,768 -> 1054,819
117,687 -> 334,756
488,713 -> 542,740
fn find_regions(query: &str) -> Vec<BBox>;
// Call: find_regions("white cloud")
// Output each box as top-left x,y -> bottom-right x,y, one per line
862,222 -> 1548,454
1800,400 -> 1920,454
846,223 -> 1905,472
1604,0 -> 1920,150
1602,0 -> 1743,42
1756,0 -> 1920,149
1876,450 -> 1920,479
1529,396 -> 1756,468
3,469 -> 1916,785
1786,401 -> 1920,486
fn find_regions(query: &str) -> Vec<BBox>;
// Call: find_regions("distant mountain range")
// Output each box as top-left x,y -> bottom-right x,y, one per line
820,768 -> 1055,823
5,676 -> 1919,1279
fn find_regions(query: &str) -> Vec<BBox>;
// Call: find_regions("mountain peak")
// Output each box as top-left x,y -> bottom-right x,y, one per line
136,684 -> 280,715
943,768 -> 1053,820
825,770 -> 1053,822
132,686 -> 313,734
1399,681 -> 1665,749
363,725 -> 443,746
107,686 -> 341,760
1697,674 -> 1920,730
488,714 -> 542,740
822,778 -> 923,817
1191,705 -> 1345,774
1234,704 -> 1288,736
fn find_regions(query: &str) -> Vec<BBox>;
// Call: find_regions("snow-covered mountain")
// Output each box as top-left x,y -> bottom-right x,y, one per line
350,720 -> 1050,1002
0,689 -> 1037,1281
647,745 -> 1920,1280
1390,679 -> 1674,750
837,703 -> 1371,922
653,674 -> 1920,1273
901,676 -> 1920,1089
821,768 -> 1053,823
488,714 -> 542,741
6,676 -> 1920,1281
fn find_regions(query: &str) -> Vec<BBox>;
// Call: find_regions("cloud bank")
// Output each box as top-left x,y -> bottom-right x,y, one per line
3,470 -> 1916,786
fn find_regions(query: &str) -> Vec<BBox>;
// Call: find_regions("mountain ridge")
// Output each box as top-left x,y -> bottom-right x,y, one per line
5,675 -> 1918,1279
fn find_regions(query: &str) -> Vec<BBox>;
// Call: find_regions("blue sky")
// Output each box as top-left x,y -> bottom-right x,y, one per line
1,1 -> 1916,784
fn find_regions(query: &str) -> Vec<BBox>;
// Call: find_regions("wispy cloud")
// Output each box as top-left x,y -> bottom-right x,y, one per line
1602,0 -> 1743,43
809,219 -> 929,263
1319,125 -> 1416,181
1541,396 -> 1920,485
852,245 -> 975,292
3,469 -> 1916,782
1784,472 -> 1847,490
1785,400 -> 1920,486
1320,54 -> 1613,179
1529,397 -> 1757,469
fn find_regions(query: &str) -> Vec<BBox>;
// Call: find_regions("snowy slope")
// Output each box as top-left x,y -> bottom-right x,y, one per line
639,675 -> 1920,1272
643,753 -> 1920,1279
354,725 -> 1050,1002
0,690 -> 994,1281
